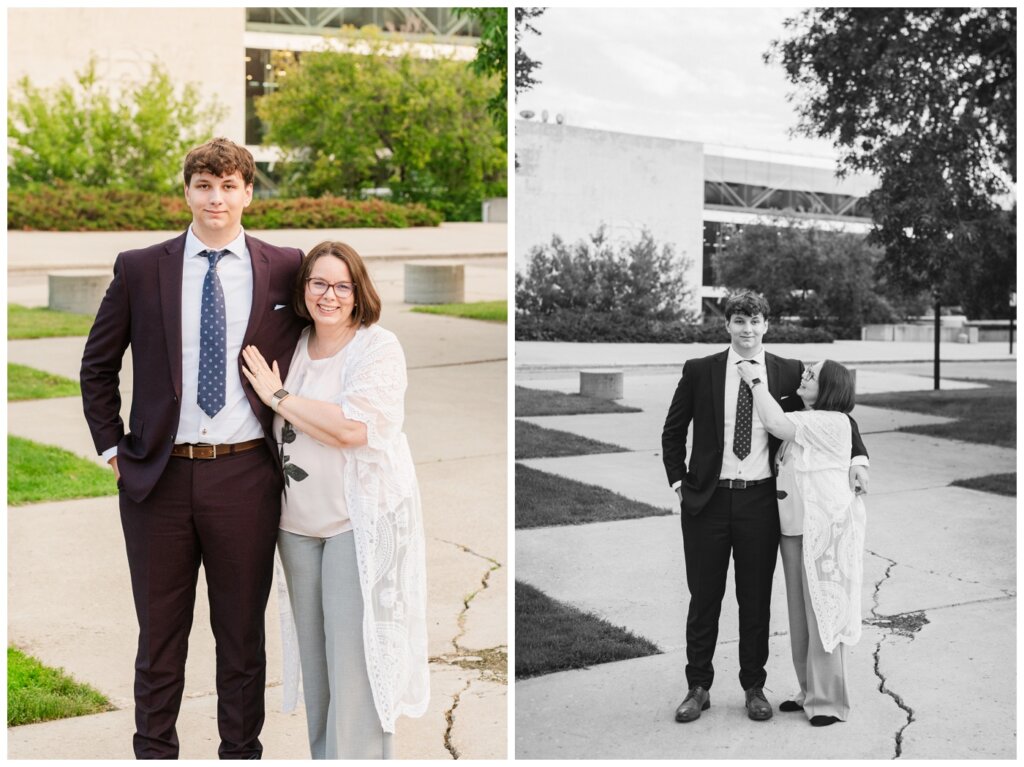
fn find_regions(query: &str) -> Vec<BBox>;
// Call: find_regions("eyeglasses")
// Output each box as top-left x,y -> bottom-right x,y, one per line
306,278 -> 355,299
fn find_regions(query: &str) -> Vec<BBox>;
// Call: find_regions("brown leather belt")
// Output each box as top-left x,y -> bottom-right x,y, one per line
170,438 -> 265,460
717,477 -> 773,490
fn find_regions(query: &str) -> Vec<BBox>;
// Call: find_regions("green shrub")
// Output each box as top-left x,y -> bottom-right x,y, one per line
516,228 -> 697,324
7,183 -> 442,231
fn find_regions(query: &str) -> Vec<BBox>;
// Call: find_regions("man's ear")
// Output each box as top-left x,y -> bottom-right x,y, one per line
244,183 -> 254,207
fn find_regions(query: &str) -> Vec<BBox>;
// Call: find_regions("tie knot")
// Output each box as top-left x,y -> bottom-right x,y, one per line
201,249 -> 229,268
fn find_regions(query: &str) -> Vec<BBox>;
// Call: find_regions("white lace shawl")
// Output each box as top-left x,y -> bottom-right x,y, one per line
277,324 -> 429,732
787,410 -> 867,652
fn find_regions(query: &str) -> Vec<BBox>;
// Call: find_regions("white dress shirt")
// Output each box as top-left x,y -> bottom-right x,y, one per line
177,226 -> 263,445
720,347 -> 772,481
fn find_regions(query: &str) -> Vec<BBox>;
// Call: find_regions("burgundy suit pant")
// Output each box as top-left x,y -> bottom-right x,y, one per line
119,445 -> 281,759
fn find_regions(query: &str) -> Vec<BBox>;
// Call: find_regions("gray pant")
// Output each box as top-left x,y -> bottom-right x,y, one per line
780,534 -> 851,720
278,529 -> 393,759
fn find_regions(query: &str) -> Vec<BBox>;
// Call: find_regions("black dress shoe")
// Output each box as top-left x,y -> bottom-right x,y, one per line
675,686 -> 710,723
779,700 -> 804,712
744,687 -> 773,721
811,715 -> 841,727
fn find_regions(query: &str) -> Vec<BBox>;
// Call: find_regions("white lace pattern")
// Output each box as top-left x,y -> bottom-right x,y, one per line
277,324 -> 429,732
787,410 -> 867,652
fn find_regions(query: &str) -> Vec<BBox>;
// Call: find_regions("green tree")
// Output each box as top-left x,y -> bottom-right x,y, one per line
456,7 -> 508,130
8,59 -> 225,194
713,218 -> 900,338
770,8 -> 1016,381
256,28 -> 506,221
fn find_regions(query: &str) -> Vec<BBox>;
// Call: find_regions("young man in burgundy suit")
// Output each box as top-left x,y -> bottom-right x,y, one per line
81,138 -> 306,759
661,291 -> 869,724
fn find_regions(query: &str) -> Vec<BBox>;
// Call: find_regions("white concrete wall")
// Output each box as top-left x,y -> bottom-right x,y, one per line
8,8 -> 245,143
515,121 -> 705,316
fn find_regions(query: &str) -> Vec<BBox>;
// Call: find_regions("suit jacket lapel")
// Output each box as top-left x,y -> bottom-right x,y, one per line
766,353 -> 782,401
243,234 -> 271,347
158,232 -> 187,398
711,350 -> 728,449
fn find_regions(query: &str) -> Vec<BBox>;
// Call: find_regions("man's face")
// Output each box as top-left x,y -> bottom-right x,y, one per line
184,171 -> 253,241
726,312 -> 767,356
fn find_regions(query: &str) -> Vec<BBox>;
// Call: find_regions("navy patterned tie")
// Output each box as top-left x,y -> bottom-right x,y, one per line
733,360 -> 757,460
198,249 -> 228,417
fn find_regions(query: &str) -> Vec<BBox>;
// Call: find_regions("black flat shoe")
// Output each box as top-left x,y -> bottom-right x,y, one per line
810,715 -> 841,727
779,700 -> 804,712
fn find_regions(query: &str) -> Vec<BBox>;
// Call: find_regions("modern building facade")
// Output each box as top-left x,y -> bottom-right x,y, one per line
8,7 -> 480,192
516,120 -> 875,316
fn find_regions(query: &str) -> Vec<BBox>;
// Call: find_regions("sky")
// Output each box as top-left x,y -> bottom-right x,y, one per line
515,7 -> 841,161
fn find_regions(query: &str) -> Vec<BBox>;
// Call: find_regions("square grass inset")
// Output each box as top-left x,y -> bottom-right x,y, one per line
856,378 -> 1015,449
8,647 -> 112,726
8,436 -> 117,506
515,581 -> 660,679
410,300 -> 507,322
515,385 -> 641,417
515,420 -> 629,460
950,473 -> 1015,496
9,304 -> 95,339
516,463 -> 670,528
9,363 -> 81,401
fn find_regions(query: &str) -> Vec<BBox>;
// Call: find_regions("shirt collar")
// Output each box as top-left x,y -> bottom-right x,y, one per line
727,346 -> 766,369
185,225 -> 246,260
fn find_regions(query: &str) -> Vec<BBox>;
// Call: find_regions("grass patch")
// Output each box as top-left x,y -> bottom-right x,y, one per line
516,464 -> 670,528
950,473 -> 1016,496
410,300 -> 507,322
9,363 -> 81,401
515,385 -> 641,417
8,436 -> 116,506
857,378 -> 1015,448
515,581 -> 660,679
9,304 -> 94,339
8,647 -> 112,726
515,420 -> 628,460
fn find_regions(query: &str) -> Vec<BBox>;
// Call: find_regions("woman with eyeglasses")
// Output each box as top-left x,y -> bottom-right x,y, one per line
241,241 -> 427,758
736,359 -> 866,728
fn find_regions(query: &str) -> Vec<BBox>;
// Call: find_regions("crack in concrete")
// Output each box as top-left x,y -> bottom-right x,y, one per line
442,678 -> 474,759
409,357 -> 507,371
435,540 -> 506,758
866,550 -> 915,759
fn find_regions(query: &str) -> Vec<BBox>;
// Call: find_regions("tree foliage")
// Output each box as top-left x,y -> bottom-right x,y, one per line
515,8 -> 544,97
713,219 -> 911,338
456,7 -> 507,130
770,8 -> 1016,317
7,59 -> 224,195
256,28 -> 507,221
516,227 -> 695,323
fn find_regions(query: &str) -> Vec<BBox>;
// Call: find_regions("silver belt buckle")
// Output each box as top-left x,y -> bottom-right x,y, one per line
734,479 -> 747,489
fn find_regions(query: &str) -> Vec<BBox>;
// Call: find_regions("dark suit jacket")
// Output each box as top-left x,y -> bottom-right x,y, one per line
661,349 -> 867,516
81,231 -> 307,503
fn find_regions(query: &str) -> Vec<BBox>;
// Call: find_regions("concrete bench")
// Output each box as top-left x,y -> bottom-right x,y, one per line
404,261 -> 465,304
580,370 -> 623,399
48,269 -> 110,316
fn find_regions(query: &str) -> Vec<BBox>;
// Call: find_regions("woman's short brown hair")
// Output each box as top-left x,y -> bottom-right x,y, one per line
812,359 -> 856,414
183,138 -> 256,186
293,241 -> 382,326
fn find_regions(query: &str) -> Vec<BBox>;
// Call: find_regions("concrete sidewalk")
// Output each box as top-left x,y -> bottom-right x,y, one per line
7,253 -> 509,759
514,355 -> 1016,759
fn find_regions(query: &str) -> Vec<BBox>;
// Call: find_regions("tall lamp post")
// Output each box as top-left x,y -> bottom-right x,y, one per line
1010,291 -> 1016,355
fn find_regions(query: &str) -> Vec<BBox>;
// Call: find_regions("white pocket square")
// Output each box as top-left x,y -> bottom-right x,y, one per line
273,304 -> 287,310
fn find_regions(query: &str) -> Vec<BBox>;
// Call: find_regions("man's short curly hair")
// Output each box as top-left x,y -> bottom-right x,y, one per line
183,138 -> 256,187
724,291 -> 770,321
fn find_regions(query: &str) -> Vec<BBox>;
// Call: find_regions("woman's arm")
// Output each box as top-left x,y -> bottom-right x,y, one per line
241,345 -> 368,448
736,362 -> 795,441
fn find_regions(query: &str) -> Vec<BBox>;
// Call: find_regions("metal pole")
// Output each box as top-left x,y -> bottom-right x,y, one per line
933,297 -> 941,390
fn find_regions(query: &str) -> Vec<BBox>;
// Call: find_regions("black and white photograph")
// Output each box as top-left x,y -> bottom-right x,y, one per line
514,6 -> 1016,760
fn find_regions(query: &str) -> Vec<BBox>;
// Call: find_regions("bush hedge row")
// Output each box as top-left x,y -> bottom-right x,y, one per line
8,183 -> 443,231
515,310 -> 835,343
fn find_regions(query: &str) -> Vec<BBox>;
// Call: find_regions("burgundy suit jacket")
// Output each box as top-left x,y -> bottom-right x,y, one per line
80,231 -> 307,503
